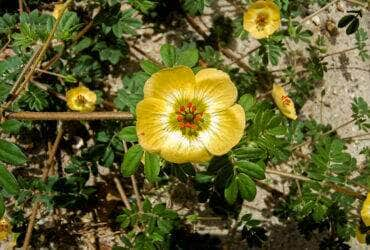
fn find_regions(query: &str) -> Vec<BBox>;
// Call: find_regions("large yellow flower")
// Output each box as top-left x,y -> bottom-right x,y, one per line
136,66 -> 246,164
271,84 -> 297,120
361,192 -> 370,227
243,0 -> 281,39
66,86 -> 97,112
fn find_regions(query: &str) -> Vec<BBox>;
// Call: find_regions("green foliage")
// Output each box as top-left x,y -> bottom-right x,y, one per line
355,28 -> 369,61
117,200 -> 179,248
114,71 -> 149,113
0,139 -> 27,165
182,0 -> 205,16
118,126 -> 138,142
160,43 -> 199,68
351,97 -> 370,131
0,164 -> 20,195
144,152 -> 161,182
128,0 -> 157,14
233,17 -> 248,40
239,214 -> 268,248
199,46 -> 223,68
18,85 -> 49,111
0,13 -> 17,35
258,38 -> 285,65
121,144 -> 144,176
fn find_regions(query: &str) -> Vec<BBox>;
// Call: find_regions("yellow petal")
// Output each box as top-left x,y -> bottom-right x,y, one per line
160,132 -> 212,164
243,0 -> 281,39
53,3 -> 65,19
143,66 -> 195,104
199,104 -> 245,155
361,192 -> 370,227
66,86 -> 97,112
0,218 -> 11,241
136,97 -> 172,153
271,84 -> 297,120
356,227 -> 367,244
194,68 -> 237,112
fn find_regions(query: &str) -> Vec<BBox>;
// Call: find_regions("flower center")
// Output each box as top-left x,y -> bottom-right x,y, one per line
281,95 -> 291,106
176,102 -> 204,132
256,12 -> 268,30
76,94 -> 88,106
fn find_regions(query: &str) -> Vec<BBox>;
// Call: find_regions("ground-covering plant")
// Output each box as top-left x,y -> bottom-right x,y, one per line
0,0 -> 369,249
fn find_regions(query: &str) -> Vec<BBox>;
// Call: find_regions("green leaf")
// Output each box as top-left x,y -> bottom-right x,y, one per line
18,85 -> 49,111
0,120 -> 23,134
160,44 -> 176,67
118,126 -> 138,142
175,47 -> 199,67
238,94 -> 256,114
140,60 -> 161,75
72,37 -> 93,53
0,164 -> 20,195
128,0 -> 156,14
346,18 -> 359,35
144,152 -> 160,183
235,161 -> 265,180
121,144 -> 144,176
0,139 -> 27,165
0,195 -> 4,217
224,177 -> 238,204
338,15 -> 356,28
183,0 -> 205,16
236,173 -> 256,201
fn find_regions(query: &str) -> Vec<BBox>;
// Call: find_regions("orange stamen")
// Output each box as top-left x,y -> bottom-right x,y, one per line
180,106 -> 185,112
177,115 -> 183,122
187,102 -> 193,108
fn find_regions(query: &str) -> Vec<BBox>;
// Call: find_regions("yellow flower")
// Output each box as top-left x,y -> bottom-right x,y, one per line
66,86 -> 97,112
136,66 -> 246,164
243,0 -> 281,39
361,192 -> 370,227
52,3 -> 65,20
0,218 -> 11,241
271,84 -> 297,120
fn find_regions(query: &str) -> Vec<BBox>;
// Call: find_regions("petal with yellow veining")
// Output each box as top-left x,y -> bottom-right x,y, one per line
198,104 -> 245,156
143,66 -> 195,104
136,97 -> 172,153
160,131 -> 212,164
194,68 -> 237,112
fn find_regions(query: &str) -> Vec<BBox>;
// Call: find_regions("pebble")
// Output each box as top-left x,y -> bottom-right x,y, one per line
336,2 -> 346,12
312,16 -> 321,26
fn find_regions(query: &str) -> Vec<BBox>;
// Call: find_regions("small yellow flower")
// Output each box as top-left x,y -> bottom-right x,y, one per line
271,84 -> 297,120
361,192 -> 370,227
66,86 -> 97,112
0,217 -> 11,241
243,0 -> 281,39
52,3 -> 65,20
136,66 -> 246,164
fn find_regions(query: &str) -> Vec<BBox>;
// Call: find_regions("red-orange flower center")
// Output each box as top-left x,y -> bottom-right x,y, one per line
176,102 -> 204,131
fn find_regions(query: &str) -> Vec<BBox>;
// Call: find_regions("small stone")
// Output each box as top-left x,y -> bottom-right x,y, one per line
326,19 -> 338,36
336,2 -> 345,12
312,16 -> 321,26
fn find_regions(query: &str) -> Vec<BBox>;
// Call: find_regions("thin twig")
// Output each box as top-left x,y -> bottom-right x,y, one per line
265,168 -> 365,198
113,177 -> 131,209
300,0 -> 340,24
0,38 -> 11,54
342,132 -> 370,140
321,45 -> 370,59
322,118 -> 356,136
23,123 -> 64,250
129,43 -> 162,65
131,175 -> 143,213
6,111 -> 134,121
344,0 -> 368,7
185,15 -> 251,71
73,20 -> 94,42
18,0 -> 23,14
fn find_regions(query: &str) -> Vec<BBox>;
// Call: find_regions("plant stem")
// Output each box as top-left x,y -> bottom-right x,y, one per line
22,122 -> 64,250
322,118 -> 356,136
35,68 -> 70,80
266,168 -> 365,198
6,111 -> 134,121
342,132 -> 370,140
344,0 -> 368,7
300,0 -> 340,24
129,43 -> 162,66
18,0 -> 23,14
113,177 -> 131,209
184,15 -> 251,71
131,175 -> 143,213
321,45 -> 370,59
